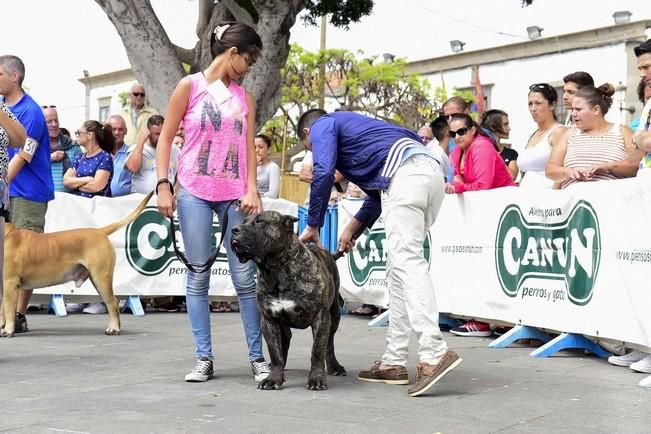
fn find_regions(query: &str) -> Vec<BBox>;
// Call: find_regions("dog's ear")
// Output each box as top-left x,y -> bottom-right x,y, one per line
282,215 -> 299,233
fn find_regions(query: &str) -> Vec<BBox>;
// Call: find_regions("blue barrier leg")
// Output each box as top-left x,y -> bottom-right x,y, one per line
489,325 -> 550,348
438,313 -> 463,331
368,310 -> 389,327
530,332 -> 611,358
47,294 -> 67,317
122,295 -> 145,317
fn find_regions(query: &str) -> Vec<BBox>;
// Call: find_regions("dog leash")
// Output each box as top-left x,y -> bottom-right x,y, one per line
158,181 -> 240,274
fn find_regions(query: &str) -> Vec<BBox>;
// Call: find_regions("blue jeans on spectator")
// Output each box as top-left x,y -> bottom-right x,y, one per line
176,185 -> 263,362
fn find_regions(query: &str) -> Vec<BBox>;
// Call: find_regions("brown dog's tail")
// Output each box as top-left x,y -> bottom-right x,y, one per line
100,191 -> 154,236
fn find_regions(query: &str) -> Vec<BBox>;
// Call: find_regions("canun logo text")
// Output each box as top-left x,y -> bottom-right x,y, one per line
348,227 -> 431,286
495,200 -> 601,306
125,207 -> 226,276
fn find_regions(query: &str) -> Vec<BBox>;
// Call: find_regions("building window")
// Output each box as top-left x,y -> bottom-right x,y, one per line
553,86 -> 569,124
98,97 -> 111,123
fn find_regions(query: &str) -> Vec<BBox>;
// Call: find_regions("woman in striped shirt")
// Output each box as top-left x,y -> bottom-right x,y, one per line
546,83 -> 640,188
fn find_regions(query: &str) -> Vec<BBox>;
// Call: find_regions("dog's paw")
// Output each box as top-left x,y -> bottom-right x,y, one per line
104,328 -> 121,336
0,328 -> 15,338
306,375 -> 328,391
258,377 -> 284,390
328,364 -> 347,376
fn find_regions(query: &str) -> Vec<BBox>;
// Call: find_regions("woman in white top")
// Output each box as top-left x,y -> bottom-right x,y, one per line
255,133 -> 280,198
518,83 -> 567,188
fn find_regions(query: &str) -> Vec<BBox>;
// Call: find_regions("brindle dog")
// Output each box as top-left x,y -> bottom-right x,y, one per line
231,211 -> 346,390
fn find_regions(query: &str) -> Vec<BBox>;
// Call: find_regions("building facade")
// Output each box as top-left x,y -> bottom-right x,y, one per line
407,20 -> 651,152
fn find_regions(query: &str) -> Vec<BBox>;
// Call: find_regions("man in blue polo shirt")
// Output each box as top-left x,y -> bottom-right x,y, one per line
0,55 -> 54,333
297,109 -> 459,397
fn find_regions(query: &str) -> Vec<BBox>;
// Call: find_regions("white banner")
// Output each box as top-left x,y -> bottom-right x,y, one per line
35,193 -> 298,297
337,178 -> 651,350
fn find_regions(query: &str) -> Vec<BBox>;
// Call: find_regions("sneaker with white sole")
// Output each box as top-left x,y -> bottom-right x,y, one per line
608,350 -> 648,367
639,375 -> 651,388
450,320 -> 492,337
83,302 -> 107,314
185,357 -> 214,382
251,358 -> 271,382
66,303 -> 87,314
629,354 -> 651,374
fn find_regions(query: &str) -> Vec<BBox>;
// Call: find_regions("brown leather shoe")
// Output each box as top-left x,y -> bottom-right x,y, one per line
408,350 -> 462,397
358,361 -> 408,385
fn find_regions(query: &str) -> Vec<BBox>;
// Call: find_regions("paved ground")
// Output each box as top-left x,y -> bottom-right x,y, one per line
0,309 -> 649,434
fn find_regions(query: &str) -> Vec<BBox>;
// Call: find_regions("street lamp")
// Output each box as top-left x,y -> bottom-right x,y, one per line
612,10 -> 632,25
616,81 -> 636,115
449,40 -> 465,53
382,53 -> 396,63
526,26 -> 544,40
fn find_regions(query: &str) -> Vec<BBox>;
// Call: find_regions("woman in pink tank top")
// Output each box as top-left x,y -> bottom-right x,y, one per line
154,22 -> 270,383
546,83 -> 639,188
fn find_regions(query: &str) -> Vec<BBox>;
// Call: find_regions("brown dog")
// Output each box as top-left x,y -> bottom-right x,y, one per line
0,192 -> 153,337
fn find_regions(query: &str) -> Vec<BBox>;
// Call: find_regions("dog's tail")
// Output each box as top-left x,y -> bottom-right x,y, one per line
100,191 -> 154,236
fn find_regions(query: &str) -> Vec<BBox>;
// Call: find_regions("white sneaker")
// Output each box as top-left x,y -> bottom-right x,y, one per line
630,354 -> 651,374
185,357 -> 214,382
65,303 -> 87,314
607,350 -> 648,367
83,302 -> 107,314
250,358 -> 271,382
639,375 -> 651,388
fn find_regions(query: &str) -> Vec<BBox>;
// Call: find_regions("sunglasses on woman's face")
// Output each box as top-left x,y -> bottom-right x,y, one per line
448,127 -> 470,138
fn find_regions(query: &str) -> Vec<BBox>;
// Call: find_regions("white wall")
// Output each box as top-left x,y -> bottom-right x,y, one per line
424,43 -> 629,153
87,78 -> 137,122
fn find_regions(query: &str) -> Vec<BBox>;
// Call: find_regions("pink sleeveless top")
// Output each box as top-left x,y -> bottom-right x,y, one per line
177,72 -> 249,202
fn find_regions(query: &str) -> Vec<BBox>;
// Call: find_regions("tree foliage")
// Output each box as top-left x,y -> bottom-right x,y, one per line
261,44 -> 437,150
302,0 -> 375,27
94,0 -> 374,130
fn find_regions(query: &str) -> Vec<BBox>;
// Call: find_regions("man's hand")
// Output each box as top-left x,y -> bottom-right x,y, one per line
635,131 -> 651,153
337,228 -> 357,254
299,225 -> 324,250
445,183 -> 456,194
51,150 -> 65,162
137,128 -> 151,145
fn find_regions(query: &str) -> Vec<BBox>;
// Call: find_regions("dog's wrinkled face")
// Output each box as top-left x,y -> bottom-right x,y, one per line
231,211 -> 299,264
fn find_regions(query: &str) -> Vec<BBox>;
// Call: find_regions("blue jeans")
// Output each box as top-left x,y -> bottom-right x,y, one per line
176,185 -> 263,361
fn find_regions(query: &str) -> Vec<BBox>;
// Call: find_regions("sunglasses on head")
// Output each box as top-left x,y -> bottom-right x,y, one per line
41,105 -> 57,109
529,83 -> 554,92
132,92 -> 145,97
448,127 -> 470,138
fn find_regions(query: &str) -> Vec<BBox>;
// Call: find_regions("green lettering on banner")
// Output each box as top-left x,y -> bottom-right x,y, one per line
348,227 -> 431,286
124,207 -> 226,276
494,200 -> 601,306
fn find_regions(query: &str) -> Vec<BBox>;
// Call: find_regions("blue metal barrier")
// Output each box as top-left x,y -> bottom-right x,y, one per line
298,204 -> 338,252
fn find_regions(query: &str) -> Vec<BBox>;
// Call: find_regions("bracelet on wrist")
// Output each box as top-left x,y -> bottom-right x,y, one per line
155,178 -> 174,195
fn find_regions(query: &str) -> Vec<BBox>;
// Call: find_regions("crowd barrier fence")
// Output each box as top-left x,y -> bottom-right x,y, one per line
34,180 -> 651,360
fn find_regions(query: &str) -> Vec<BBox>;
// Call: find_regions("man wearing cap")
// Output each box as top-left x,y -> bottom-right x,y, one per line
119,83 -> 158,145
296,109 -> 459,398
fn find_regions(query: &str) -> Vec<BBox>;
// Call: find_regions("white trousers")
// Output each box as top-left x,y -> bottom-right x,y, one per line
380,155 -> 447,366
